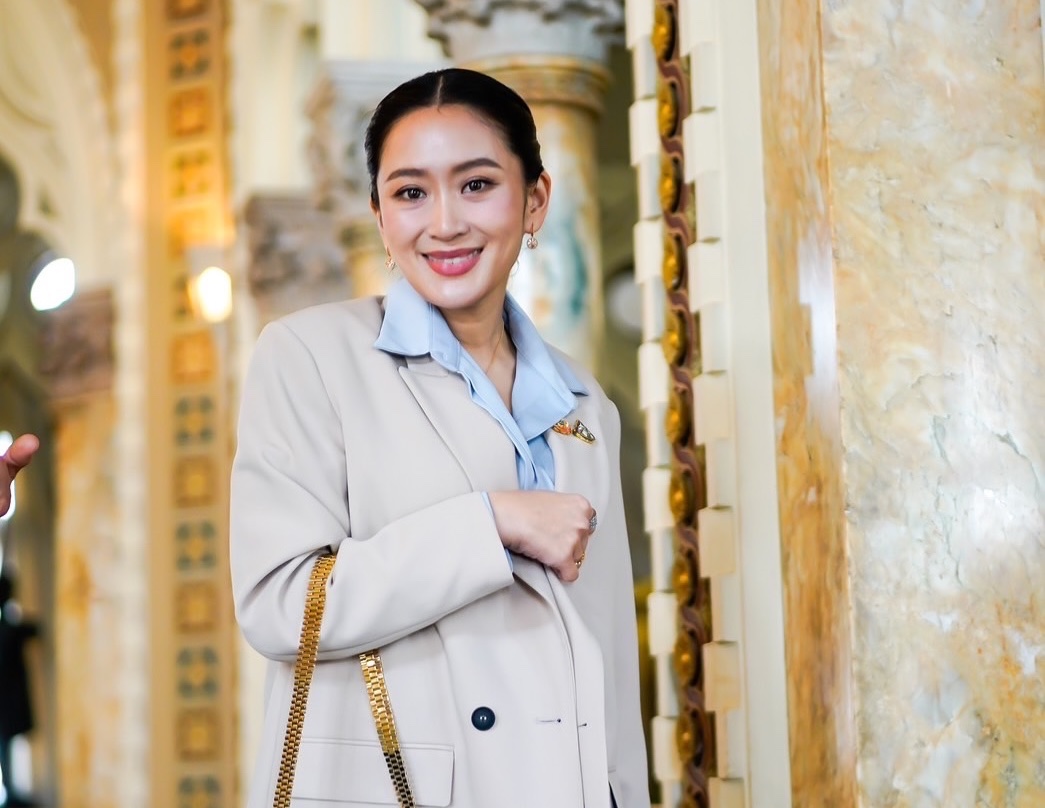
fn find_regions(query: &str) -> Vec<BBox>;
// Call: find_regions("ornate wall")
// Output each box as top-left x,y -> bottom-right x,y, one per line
142,0 -> 239,804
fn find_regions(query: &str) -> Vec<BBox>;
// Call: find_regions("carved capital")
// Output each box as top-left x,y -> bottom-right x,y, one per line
38,289 -> 114,400
415,0 -> 624,64
464,54 -> 610,116
242,194 -> 357,323
243,193 -> 345,301
304,60 -> 445,225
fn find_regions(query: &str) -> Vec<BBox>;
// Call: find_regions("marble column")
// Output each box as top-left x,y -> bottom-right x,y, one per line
38,289 -> 123,808
821,2 -> 1045,804
753,0 -> 1044,805
415,0 -> 624,369
305,60 -> 444,299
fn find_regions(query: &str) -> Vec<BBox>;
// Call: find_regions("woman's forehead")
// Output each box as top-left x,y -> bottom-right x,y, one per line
380,105 -> 513,172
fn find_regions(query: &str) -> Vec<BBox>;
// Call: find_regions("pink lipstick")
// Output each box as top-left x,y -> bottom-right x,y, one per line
425,248 -> 482,277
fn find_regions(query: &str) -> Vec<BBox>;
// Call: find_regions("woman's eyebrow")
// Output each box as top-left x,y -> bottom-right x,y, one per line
384,157 -> 504,183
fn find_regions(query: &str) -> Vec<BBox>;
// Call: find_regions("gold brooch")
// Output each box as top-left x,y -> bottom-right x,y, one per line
551,419 -> 596,444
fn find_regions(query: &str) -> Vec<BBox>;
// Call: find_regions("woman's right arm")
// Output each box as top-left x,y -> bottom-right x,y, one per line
230,321 -> 514,662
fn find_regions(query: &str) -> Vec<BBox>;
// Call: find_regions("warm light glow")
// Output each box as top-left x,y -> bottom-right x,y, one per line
30,256 -> 76,311
194,265 -> 233,323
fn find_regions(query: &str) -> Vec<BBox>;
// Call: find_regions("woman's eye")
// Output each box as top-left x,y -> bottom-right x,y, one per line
396,187 -> 424,201
464,179 -> 488,193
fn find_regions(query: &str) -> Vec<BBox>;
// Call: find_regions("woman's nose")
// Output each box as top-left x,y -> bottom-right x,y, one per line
429,193 -> 466,238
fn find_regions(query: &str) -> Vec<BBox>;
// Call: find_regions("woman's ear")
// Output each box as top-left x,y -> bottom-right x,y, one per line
371,199 -> 384,238
525,171 -> 552,233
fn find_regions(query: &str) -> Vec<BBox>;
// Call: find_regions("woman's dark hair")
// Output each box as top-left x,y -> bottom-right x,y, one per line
365,68 -> 544,207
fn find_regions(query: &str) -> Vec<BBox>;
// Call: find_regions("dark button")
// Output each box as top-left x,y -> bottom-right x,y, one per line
471,706 -> 495,731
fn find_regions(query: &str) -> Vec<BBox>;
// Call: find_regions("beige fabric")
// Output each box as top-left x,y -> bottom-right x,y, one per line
231,297 -> 650,808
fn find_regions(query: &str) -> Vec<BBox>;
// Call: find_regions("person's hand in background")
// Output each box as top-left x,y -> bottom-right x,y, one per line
0,435 -> 39,518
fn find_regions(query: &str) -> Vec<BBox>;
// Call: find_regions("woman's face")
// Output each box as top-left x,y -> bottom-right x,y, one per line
372,104 -> 550,318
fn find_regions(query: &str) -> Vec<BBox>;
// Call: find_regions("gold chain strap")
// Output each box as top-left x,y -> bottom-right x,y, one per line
272,554 -> 415,808
273,554 -> 336,808
360,651 -> 417,807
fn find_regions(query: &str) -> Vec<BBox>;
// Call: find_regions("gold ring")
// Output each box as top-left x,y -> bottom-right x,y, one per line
575,551 -> 586,569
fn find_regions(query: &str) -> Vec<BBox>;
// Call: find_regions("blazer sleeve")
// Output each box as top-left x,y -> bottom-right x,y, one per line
230,320 -> 515,662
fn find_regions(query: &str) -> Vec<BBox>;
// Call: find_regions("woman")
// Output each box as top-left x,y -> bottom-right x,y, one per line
231,68 -> 649,808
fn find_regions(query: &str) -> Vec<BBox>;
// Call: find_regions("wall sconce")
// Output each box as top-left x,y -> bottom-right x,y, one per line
186,245 -> 233,324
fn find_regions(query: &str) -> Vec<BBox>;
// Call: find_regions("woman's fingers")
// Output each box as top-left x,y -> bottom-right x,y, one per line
1,434 -> 40,518
5,434 -> 40,473
488,490 -> 595,582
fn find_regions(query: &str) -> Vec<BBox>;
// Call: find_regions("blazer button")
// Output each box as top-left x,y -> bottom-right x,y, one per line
470,706 -> 495,731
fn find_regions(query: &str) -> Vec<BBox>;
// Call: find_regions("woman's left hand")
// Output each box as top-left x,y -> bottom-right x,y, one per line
1,434 -> 39,517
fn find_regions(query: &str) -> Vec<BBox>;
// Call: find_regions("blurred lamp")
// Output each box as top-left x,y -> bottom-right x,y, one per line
193,265 -> 233,323
186,245 -> 233,324
30,256 -> 76,312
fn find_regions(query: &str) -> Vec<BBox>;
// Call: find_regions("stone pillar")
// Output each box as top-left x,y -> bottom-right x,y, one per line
38,289 -> 123,808
305,61 -> 444,299
817,2 -> 1044,805
415,0 -> 624,369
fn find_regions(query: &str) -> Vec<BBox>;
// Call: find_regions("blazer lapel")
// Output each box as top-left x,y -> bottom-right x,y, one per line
397,355 -> 610,615
397,356 -> 518,494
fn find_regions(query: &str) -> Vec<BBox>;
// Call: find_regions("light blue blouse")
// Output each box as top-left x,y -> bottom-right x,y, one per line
373,278 -> 588,492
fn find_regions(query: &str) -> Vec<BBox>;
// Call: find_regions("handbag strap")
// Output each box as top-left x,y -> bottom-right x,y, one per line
273,553 -> 336,808
360,651 -> 416,808
272,553 -> 416,808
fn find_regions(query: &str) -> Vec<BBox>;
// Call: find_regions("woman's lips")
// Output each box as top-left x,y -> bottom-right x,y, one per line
425,248 -> 482,277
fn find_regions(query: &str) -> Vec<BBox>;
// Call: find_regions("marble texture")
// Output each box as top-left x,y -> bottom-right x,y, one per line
755,1 -> 860,804
54,394 -> 122,808
822,1 -> 1045,806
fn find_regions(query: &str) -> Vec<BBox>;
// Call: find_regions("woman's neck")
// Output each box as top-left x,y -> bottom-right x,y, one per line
441,297 -> 507,357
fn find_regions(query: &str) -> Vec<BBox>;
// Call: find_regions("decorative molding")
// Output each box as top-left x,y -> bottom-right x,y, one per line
631,0 -> 734,804
463,54 -> 611,116
112,0 -> 151,803
149,0 -> 238,802
38,289 -> 114,401
416,0 -> 625,63
418,0 -> 625,26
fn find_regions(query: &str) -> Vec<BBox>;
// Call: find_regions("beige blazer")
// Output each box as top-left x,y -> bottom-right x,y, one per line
231,297 -> 650,808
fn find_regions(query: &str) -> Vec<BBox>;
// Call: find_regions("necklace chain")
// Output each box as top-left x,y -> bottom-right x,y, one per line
481,324 -> 505,375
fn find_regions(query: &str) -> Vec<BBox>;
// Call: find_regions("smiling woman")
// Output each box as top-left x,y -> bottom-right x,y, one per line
370,103 -> 550,397
231,68 -> 650,808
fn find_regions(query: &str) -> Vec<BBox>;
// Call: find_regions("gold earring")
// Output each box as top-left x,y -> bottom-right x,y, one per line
385,248 -> 396,270
526,232 -> 538,250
